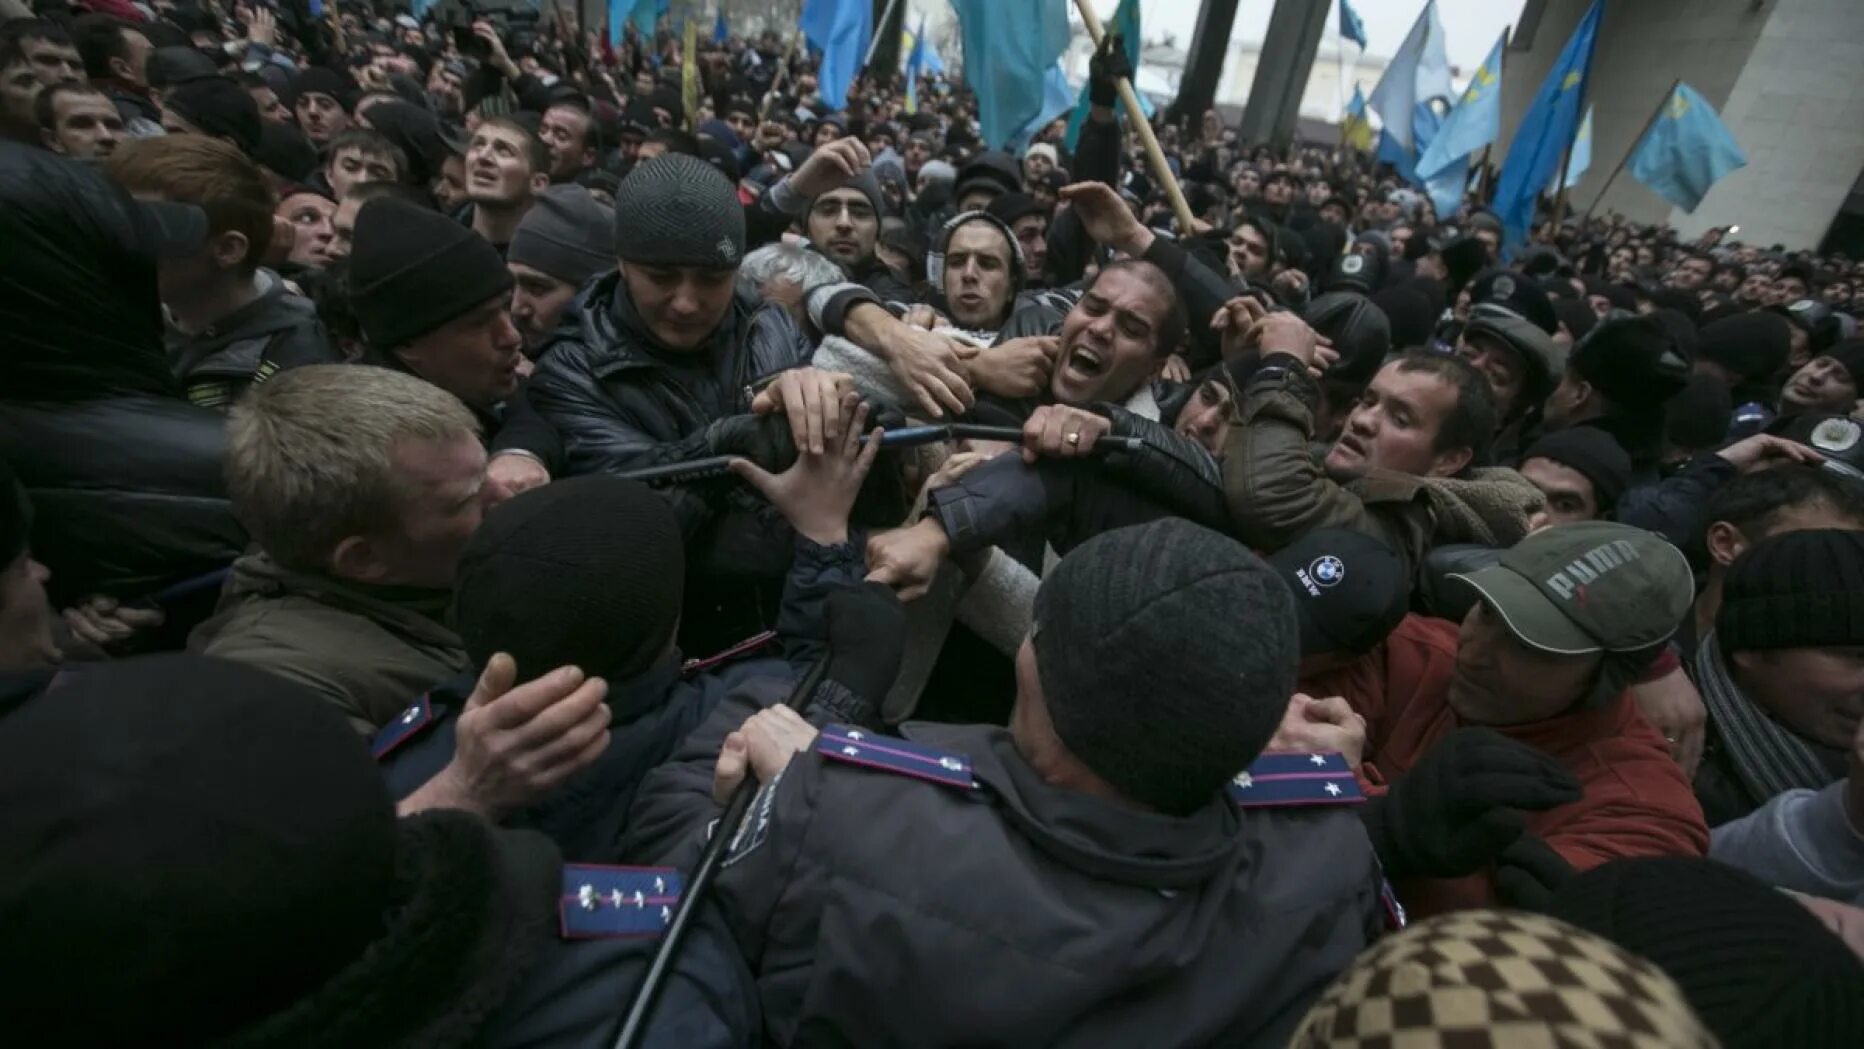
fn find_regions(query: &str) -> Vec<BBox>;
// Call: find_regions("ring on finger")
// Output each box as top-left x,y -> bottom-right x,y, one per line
1066,432 -> 1081,447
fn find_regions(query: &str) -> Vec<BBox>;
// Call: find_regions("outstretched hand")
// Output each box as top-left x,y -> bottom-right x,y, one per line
732,399 -> 881,545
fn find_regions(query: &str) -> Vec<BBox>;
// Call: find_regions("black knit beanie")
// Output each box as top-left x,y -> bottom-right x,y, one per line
1697,312 -> 1793,386
290,66 -> 355,111
252,119 -> 319,183
1548,857 -> 1864,1049
508,185 -> 615,287
1827,337 -> 1864,388
0,654 -> 397,1045
1521,427 -> 1635,513
164,75 -> 263,156
349,198 -> 514,349
1032,519 -> 1298,816
1718,528 -> 1864,654
454,475 -> 684,685
612,153 -> 745,270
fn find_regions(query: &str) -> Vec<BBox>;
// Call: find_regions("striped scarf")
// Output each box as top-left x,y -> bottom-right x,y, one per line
1694,632 -> 1839,802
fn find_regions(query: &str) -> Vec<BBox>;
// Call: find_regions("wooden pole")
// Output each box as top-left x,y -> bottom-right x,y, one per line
1584,77 -> 1680,220
1071,0 -> 1196,233
1475,142 -> 1494,203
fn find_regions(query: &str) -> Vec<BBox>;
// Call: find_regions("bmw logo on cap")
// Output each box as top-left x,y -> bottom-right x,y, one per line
1309,555 -> 1345,587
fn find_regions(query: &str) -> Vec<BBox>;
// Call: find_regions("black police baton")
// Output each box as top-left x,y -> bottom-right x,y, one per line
610,652 -> 832,1049
615,423 -> 1144,487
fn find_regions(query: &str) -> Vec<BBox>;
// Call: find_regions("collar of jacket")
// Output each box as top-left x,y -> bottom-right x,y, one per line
603,651 -> 683,726
905,722 -> 1242,890
230,553 -> 459,642
1694,631 -> 1846,802
1347,466 -> 1541,548
590,269 -> 747,375
216,813 -> 557,1048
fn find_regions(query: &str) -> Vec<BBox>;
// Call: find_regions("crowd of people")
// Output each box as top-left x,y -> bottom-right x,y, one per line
3,0 -> 1864,1045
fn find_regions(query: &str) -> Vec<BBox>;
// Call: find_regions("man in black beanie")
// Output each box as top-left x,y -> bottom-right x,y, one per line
1518,427 -> 1634,526
1548,857 -> 1864,1049
1778,337 -> 1864,418
290,65 -> 353,145
1693,528 -> 1864,824
383,399 -> 894,860
1694,312 -> 1792,416
158,74 -> 261,156
508,184 -> 614,353
524,152 -> 843,651
629,518 -> 1382,1046
0,653 -> 762,1047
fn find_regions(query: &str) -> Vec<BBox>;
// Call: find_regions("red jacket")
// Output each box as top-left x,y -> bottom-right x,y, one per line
1303,615 -> 1708,917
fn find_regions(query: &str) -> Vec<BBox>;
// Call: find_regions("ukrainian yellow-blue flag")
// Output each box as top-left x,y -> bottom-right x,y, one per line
1342,85 -> 1373,152
1629,83 -> 1748,212
1493,0 -> 1604,247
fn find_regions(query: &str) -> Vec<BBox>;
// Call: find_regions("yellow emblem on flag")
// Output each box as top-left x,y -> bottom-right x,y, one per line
1561,70 -> 1581,90
1669,90 -> 1691,120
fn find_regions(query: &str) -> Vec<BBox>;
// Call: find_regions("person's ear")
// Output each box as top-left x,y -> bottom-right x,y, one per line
529,171 -> 550,193
1705,521 -> 1749,569
329,535 -> 391,583
211,230 -> 250,271
41,125 -> 62,153
109,55 -> 134,82
1429,444 -> 1473,479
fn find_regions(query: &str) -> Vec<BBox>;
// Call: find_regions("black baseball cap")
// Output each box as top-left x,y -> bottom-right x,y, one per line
1268,528 -> 1410,657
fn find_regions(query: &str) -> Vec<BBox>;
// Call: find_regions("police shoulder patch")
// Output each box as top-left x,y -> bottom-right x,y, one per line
814,724 -> 977,790
559,865 -> 683,939
370,694 -> 437,760
1226,751 -> 1364,807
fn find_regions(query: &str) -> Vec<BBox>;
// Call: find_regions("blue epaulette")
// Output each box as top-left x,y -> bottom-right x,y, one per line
558,865 -> 684,939
370,694 -> 438,760
814,723 -> 976,790
1226,751 -> 1364,807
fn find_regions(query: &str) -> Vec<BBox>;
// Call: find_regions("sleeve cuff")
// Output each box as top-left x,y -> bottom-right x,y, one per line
767,175 -> 808,217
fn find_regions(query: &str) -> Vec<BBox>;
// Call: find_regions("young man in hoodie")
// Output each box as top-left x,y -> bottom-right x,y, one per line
105,135 -> 336,408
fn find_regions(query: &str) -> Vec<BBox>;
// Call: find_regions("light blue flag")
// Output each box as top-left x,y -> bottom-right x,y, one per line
802,0 -> 874,111
1378,128 -> 1419,184
1013,64 -> 1078,153
713,10 -> 728,44
1425,154 -> 1470,221
904,17 -> 927,114
951,0 -> 1071,150
1338,0 -> 1367,50
1368,0 -> 1452,154
1493,0 -> 1604,248
1064,0 -> 1152,152
1415,31 -> 1504,181
610,0 -> 667,47
1629,82 -> 1748,212
1563,106 -> 1593,189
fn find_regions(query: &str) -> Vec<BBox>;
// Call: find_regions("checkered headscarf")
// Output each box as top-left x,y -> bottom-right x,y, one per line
1291,910 -> 1720,1049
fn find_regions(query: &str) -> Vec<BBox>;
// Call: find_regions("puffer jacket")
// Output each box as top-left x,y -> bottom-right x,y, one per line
166,268 -> 338,409
1223,356 -> 1543,576
524,274 -> 815,653
0,144 -> 246,612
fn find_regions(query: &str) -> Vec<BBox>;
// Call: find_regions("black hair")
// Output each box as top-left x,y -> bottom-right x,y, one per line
1705,465 -> 1864,549
644,126 -> 700,157
71,14 -> 137,82
1391,351 -> 1498,469
0,18 -> 73,50
324,127 -> 408,179
32,79 -> 108,131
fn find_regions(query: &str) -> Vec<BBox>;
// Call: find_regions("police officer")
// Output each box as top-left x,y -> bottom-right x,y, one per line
625,517 -> 1384,1047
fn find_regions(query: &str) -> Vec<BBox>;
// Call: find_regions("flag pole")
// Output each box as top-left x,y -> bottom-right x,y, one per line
862,0 -> 905,69
1071,0 -> 1196,233
1586,76 -> 1680,220
1475,142 -> 1494,203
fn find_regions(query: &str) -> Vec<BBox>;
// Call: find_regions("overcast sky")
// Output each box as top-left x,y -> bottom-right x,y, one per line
1099,0 -> 1523,70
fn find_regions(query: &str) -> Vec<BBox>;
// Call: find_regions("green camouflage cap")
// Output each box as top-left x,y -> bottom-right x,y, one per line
1449,522 -> 1692,656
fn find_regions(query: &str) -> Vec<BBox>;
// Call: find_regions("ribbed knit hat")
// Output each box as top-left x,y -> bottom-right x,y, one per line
349,198 -> 514,349
1549,857 -> 1864,1049
454,475 -> 684,685
1032,519 -> 1298,816
508,185 -> 614,287
613,153 -> 745,270
1291,909 -> 1719,1049
1717,528 -> 1864,654
290,66 -> 355,111
1522,426 -> 1635,513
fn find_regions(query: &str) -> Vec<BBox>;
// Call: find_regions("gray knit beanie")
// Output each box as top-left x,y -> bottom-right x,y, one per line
509,185 -> 614,286
1032,519 -> 1299,816
613,153 -> 745,270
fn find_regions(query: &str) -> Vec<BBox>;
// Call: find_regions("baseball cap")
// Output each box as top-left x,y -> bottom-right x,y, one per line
1449,521 -> 1692,656
1268,528 -> 1410,657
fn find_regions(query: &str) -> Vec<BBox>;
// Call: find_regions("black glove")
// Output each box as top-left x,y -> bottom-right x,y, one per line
1360,726 -> 1582,880
1087,33 -> 1130,108
705,413 -> 797,473
822,582 -> 907,708
1493,834 -> 1576,911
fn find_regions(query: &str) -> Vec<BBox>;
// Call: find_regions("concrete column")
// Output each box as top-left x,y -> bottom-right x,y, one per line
1167,0 -> 1241,127
1236,0 -> 1329,146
